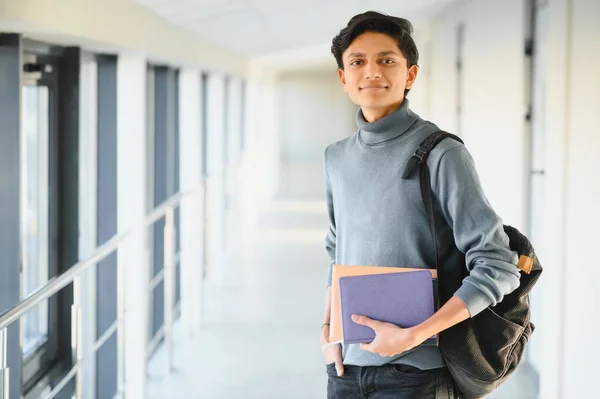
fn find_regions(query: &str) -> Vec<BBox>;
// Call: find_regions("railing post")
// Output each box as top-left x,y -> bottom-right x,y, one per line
71,276 -> 83,399
163,206 -> 175,373
0,328 -> 9,399
117,245 -> 127,397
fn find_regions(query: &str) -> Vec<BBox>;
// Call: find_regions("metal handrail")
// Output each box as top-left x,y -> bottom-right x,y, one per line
0,183 -> 204,399
0,231 -> 128,332
0,186 -> 193,330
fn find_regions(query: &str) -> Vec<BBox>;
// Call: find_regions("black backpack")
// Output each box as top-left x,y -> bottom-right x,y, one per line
401,131 -> 543,399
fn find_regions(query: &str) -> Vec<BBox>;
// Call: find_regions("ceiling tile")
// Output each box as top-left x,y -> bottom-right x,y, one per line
134,0 -> 459,58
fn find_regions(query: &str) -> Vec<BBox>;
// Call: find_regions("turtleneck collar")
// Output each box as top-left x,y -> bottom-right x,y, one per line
356,99 -> 419,145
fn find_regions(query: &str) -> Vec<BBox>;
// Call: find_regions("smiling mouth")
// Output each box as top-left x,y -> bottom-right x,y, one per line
360,86 -> 387,90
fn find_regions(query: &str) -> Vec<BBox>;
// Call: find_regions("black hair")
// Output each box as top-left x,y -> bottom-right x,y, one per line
331,11 -> 419,96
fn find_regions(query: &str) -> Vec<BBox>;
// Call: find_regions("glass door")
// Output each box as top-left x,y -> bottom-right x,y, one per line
20,52 -> 60,392
21,83 -> 51,356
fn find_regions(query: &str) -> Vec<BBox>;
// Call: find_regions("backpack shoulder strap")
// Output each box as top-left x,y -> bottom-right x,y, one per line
401,130 -> 464,272
401,130 -> 464,179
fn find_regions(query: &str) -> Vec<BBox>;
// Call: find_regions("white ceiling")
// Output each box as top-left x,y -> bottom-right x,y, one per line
135,0 -> 458,63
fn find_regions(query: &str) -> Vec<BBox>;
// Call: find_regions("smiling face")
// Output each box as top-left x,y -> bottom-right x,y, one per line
337,31 -> 419,122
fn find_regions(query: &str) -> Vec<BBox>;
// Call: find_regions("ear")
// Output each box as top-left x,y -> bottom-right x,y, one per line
405,64 -> 419,90
337,68 -> 348,92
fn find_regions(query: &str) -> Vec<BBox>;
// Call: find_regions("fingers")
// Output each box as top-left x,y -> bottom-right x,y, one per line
359,343 -> 393,357
359,343 -> 380,356
359,342 -> 378,354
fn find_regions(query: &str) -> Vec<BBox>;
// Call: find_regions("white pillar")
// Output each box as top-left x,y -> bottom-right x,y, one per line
226,78 -> 243,170
239,78 -> 261,244
258,77 -> 280,204
116,53 -> 148,399
552,0 -> 600,397
78,58 -> 98,399
238,64 -> 279,246
242,63 -> 279,208
537,0 -> 570,398
206,73 -> 226,284
225,77 -> 243,257
178,68 -> 204,334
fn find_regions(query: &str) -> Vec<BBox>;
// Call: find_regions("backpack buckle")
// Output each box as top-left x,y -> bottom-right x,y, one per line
414,148 -> 427,162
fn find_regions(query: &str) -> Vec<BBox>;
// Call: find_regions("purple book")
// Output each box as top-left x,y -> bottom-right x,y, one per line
339,270 -> 436,345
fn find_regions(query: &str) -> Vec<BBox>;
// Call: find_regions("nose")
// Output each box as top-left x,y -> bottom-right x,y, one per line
364,61 -> 382,79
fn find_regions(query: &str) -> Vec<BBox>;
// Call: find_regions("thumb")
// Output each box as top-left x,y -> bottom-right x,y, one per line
352,314 -> 377,329
335,357 -> 344,377
334,344 -> 344,376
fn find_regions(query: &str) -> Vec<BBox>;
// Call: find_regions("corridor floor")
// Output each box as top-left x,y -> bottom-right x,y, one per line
146,199 -> 537,399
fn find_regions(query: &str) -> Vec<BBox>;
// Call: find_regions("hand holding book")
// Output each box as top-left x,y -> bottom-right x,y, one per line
351,295 -> 471,357
350,314 -> 424,357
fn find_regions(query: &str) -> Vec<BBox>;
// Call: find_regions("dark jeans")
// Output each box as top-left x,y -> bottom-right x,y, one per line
326,363 -> 457,399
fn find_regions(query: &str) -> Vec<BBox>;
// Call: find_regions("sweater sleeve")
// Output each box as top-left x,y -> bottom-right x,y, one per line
432,144 -> 521,317
324,150 -> 337,287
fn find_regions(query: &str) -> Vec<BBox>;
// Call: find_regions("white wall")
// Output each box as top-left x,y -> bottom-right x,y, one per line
426,0 -> 528,230
277,70 -> 355,199
426,0 -> 600,397
410,26 -> 434,120
560,0 -> 600,396
425,0 -> 536,391
462,0 -> 527,231
423,0 -> 533,393
425,11 -> 460,134
533,0 -> 600,396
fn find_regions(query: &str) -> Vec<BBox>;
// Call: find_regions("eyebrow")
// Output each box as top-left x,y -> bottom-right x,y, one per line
347,51 -> 399,59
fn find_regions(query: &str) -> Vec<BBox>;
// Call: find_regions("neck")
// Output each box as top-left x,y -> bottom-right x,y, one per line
356,98 -> 419,145
361,99 -> 404,123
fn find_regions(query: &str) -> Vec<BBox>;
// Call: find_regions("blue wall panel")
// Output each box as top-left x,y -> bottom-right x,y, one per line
95,55 -> 118,399
0,33 -> 23,399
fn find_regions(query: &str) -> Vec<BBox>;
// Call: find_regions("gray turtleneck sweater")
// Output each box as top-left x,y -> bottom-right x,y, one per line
324,99 -> 520,369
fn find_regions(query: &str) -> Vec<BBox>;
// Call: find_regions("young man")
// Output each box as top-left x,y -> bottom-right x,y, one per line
320,11 -> 521,398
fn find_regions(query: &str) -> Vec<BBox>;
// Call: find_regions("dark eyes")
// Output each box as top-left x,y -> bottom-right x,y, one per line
349,59 -> 395,66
